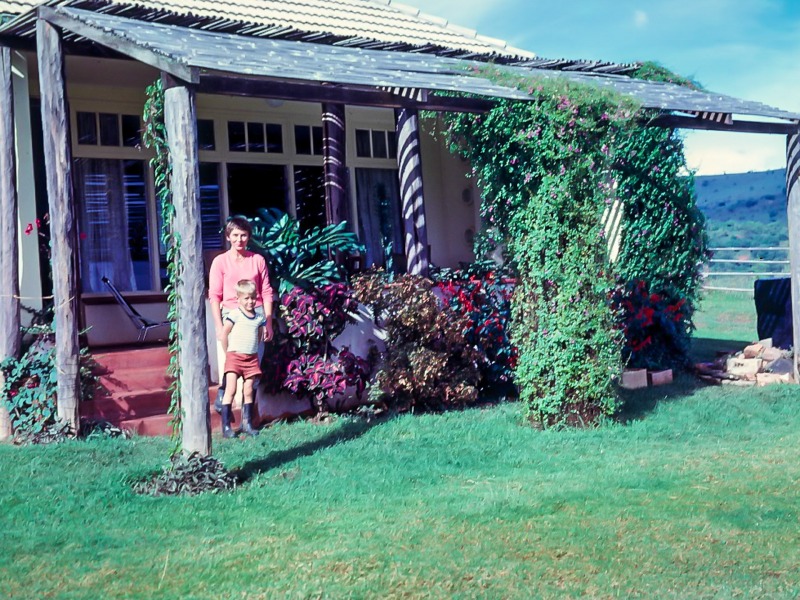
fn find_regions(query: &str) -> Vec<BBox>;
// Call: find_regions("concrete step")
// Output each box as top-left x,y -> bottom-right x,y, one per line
91,344 -> 171,373
94,366 -> 174,397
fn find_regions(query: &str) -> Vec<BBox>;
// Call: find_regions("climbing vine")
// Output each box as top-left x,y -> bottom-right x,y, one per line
442,66 -> 708,426
142,78 -> 182,454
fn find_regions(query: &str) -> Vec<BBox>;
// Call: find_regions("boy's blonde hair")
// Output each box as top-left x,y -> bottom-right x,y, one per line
235,279 -> 257,297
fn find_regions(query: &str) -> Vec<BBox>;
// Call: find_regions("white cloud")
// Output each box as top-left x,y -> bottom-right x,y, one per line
633,9 -> 648,28
683,131 -> 787,175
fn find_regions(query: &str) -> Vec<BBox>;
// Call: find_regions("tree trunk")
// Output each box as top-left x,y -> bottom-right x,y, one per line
37,19 -> 80,430
0,46 -> 20,440
163,81 -> 211,456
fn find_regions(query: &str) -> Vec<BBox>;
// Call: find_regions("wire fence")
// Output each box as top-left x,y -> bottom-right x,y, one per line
702,247 -> 790,294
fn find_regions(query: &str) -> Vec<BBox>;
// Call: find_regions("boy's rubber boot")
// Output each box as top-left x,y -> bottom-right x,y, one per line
214,387 -> 224,413
221,404 -> 235,439
241,403 -> 260,437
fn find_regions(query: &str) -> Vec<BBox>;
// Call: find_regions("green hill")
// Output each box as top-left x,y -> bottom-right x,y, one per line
693,169 -> 787,248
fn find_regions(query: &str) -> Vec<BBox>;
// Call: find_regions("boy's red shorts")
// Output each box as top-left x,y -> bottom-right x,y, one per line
224,352 -> 262,380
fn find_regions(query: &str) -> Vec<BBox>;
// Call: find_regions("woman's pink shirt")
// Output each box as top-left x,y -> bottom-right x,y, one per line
208,251 -> 274,310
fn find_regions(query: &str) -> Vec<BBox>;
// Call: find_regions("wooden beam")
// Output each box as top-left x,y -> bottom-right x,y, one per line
0,46 -> 19,440
198,75 -> 494,113
36,19 -> 80,430
37,6 -> 199,84
786,133 -> 800,383
647,114 -> 800,135
163,81 -> 211,456
395,108 -> 430,277
322,103 -> 347,226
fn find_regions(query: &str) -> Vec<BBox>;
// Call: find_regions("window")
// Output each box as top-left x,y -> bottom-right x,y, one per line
227,163 -> 289,219
76,112 -> 141,148
74,158 -> 151,292
228,121 -> 283,153
294,125 -> 324,155
197,119 -> 216,151
294,166 -> 326,233
355,129 -> 396,159
355,168 -> 403,270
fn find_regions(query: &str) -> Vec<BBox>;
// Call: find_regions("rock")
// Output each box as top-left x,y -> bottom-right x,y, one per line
721,379 -> 756,386
758,338 -> 773,349
767,357 -> 794,376
725,357 -> 762,377
761,347 -> 783,362
756,372 -> 793,386
621,368 -> 648,390
743,343 -> 764,359
648,369 -> 673,386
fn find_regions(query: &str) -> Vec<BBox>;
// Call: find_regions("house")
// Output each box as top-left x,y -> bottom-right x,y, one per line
1,0 -> 799,449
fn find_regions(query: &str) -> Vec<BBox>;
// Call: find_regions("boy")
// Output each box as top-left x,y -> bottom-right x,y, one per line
219,279 -> 267,438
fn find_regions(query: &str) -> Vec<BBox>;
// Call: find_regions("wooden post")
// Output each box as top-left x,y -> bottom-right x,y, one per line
786,132 -> 800,382
163,80 -> 211,456
322,103 -> 347,226
395,108 -> 430,276
0,46 -> 19,440
36,19 -> 80,430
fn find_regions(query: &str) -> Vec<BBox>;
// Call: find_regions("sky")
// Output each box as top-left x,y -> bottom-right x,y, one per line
417,0 -> 800,175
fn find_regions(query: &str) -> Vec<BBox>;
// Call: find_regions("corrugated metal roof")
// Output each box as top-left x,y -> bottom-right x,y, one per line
0,0 -> 536,58
28,6 -> 800,124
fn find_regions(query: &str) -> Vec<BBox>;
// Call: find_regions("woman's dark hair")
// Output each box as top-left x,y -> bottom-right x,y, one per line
225,215 -> 252,237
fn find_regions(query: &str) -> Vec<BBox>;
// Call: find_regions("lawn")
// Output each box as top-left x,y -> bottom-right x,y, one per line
2,291 -> 799,599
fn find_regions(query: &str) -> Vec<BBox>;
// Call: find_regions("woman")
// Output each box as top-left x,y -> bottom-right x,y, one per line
208,216 -> 274,435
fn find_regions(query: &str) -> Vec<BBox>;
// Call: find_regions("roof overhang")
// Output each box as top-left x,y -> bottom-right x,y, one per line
10,5 -> 800,133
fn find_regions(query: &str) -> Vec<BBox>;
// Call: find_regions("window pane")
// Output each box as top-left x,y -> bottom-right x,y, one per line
227,163 -> 288,220
76,112 -> 97,145
247,122 -> 265,152
371,130 -> 387,159
74,158 -> 151,291
294,125 -> 311,155
99,113 -> 120,147
387,130 -> 397,159
197,119 -> 216,151
199,163 -> 222,249
228,121 -> 246,152
312,126 -> 323,156
294,166 -> 326,234
266,123 -> 283,153
355,129 -> 371,157
121,115 -> 141,148
355,168 -> 403,271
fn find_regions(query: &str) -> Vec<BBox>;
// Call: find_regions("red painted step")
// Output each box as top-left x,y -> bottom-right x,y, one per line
91,344 -> 172,373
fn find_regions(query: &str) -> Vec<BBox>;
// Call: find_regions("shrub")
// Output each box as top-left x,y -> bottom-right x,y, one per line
260,283 -> 371,414
1,307 -> 96,437
611,280 -> 693,371
433,262 -> 517,395
353,271 -> 482,411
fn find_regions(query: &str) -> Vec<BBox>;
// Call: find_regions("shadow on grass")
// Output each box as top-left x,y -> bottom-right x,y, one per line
617,372 -> 707,423
690,336 -> 752,364
614,335 -> 753,422
237,414 -> 391,483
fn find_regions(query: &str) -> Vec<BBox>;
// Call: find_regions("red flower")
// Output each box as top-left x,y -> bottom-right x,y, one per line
24,223 -> 33,236
79,232 -> 88,240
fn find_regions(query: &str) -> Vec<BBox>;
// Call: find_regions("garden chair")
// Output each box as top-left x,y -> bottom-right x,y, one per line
101,276 -> 171,343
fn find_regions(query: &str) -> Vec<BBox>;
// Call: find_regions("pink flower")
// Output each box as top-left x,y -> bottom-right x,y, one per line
24,223 -> 33,236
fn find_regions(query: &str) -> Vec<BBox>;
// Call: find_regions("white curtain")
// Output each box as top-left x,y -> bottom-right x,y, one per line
74,158 -> 137,292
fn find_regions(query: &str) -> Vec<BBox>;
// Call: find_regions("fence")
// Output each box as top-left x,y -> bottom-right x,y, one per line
702,247 -> 790,294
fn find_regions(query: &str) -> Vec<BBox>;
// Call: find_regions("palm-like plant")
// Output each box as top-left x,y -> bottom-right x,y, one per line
247,208 -> 363,295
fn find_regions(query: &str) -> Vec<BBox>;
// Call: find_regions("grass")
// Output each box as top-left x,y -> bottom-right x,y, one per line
691,289 -> 758,362
2,292 -> 798,599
